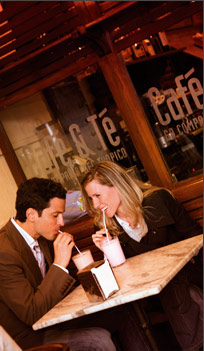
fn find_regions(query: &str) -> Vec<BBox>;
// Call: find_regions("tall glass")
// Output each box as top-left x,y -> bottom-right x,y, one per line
72,249 -> 94,271
102,237 -> 126,267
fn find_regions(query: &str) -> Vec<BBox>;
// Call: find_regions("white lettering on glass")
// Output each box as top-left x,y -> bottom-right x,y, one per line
164,88 -> 184,121
188,77 -> 203,110
147,67 -> 203,126
165,114 -> 203,136
97,147 -> 128,162
147,87 -> 170,125
69,123 -> 96,158
86,114 -> 107,150
175,74 -> 193,115
102,117 -> 120,146
69,108 -> 121,156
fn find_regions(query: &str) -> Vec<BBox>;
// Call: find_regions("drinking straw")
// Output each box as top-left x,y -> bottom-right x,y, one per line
58,230 -> 82,255
102,207 -> 110,242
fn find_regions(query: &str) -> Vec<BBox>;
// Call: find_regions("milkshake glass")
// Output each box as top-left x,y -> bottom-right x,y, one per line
72,249 -> 94,271
102,236 -> 126,267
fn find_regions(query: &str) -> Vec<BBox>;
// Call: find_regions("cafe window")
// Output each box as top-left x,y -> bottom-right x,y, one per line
126,49 -> 203,182
0,93 -> 53,178
0,67 -> 148,191
1,52 -> 202,188
42,64 -> 149,186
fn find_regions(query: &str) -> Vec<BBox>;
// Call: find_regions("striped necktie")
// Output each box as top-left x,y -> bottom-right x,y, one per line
33,243 -> 46,277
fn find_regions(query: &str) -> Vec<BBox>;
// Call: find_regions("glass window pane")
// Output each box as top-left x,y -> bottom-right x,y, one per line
1,69 -> 148,191
43,65 -> 148,184
127,51 -> 203,182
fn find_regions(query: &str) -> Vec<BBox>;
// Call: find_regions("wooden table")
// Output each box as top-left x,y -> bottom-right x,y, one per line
33,235 -> 203,331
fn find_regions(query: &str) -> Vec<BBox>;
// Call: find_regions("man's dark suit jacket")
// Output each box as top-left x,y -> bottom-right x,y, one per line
0,220 -> 76,349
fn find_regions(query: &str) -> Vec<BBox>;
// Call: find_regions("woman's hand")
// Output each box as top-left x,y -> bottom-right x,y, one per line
92,228 -> 112,251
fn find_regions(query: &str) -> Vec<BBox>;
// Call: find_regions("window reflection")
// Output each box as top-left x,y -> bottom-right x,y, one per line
44,68 -> 148,185
128,51 -> 203,182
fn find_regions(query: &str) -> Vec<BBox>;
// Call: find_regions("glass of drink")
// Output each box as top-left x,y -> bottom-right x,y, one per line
101,237 -> 126,267
72,249 -> 94,271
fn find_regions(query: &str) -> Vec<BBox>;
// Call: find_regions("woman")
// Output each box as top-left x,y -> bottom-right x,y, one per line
81,161 -> 203,351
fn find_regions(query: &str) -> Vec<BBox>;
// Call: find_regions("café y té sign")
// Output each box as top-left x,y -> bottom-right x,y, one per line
69,107 -> 128,162
146,67 -> 203,140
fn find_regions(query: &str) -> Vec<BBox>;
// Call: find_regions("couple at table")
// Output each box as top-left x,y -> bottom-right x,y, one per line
0,161 -> 202,351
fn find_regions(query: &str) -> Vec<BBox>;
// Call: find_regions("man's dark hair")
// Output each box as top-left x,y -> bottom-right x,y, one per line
16,178 -> 66,222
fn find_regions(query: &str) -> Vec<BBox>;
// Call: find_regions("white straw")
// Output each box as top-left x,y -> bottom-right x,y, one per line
102,207 -> 109,242
58,230 -> 82,255
74,244 -> 82,256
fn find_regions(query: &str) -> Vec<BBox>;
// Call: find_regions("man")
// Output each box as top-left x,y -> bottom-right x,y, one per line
0,178 -> 116,351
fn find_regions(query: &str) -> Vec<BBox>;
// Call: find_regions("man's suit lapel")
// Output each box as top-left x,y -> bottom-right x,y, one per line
5,221 -> 44,285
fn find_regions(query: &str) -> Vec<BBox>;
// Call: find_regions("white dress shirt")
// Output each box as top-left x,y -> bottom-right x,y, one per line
11,218 -> 68,274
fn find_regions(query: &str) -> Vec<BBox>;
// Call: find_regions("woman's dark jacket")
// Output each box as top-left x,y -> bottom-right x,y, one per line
115,189 -> 203,350
118,189 -> 202,259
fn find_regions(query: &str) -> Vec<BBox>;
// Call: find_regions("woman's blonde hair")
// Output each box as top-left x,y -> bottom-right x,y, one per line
81,161 -> 162,236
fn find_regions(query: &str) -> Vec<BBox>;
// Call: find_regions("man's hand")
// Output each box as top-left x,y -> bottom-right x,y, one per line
53,232 -> 75,268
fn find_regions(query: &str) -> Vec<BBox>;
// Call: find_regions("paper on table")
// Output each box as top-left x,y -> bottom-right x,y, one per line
91,260 -> 119,299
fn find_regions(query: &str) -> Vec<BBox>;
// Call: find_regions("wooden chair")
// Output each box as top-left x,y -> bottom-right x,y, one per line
24,343 -> 71,351
172,175 -> 203,227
